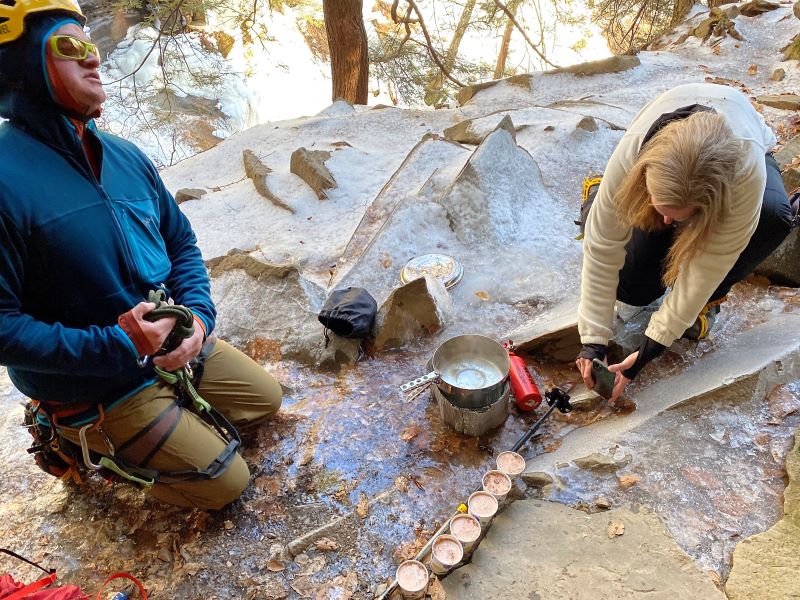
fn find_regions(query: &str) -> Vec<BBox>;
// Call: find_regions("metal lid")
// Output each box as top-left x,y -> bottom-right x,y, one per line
400,254 -> 463,289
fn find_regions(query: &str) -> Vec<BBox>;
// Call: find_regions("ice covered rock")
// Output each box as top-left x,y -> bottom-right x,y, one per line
372,276 -> 452,351
456,74 -> 532,106
434,116 -> 547,246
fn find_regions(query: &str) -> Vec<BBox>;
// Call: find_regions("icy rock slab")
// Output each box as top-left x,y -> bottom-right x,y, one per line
727,436 -> 800,600
456,74 -> 532,106
434,116 -> 547,246
207,252 -> 357,367
524,313 -> 800,474
372,276 -> 452,351
443,500 -> 726,599
504,296 -> 580,360
331,133 -> 470,290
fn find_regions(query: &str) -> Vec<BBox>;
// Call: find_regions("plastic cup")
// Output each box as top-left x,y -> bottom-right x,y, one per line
395,559 -> 429,598
430,534 -> 464,575
449,513 -> 482,553
482,470 -> 513,504
496,451 -> 526,478
467,490 -> 498,526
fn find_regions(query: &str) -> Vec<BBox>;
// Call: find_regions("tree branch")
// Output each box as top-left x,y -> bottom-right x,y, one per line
493,0 -> 559,68
391,0 -> 465,88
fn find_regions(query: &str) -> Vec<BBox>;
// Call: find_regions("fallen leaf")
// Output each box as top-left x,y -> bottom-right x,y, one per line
708,570 -> 722,588
394,475 -> 409,493
400,425 -> 422,442
315,572 -> 358,600
183,562 -> 203,576
474,291 -> 490,301
266,560 -> 286,572
608,521 -> 625,538
697,64 -> 711,72
711,44 -> 721,55
618,474 -> 641,490
291,576 -> 316,598
429,577 -> 446,600
356,493 -> 369,518
747,63 -> 757,75
314,538 -> 339,552
223,520 -> 235,530
381,258 -> 392,269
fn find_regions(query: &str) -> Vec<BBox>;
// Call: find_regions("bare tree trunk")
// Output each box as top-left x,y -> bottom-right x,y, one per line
670,0 -> 693,26
323,0 -> 369,104
494,0 -> 522,79
425,0 -> 477,105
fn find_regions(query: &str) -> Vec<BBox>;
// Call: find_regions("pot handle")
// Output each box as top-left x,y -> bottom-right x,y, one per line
399,371 -> 440,395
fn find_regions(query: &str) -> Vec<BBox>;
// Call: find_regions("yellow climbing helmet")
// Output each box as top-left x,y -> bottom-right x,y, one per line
0,0 -> 85,45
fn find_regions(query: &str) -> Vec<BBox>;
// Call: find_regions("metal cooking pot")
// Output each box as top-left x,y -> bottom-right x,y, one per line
400,335 -> 511,408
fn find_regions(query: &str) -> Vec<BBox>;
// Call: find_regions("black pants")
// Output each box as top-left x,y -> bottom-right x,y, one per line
617,153 -> 793,307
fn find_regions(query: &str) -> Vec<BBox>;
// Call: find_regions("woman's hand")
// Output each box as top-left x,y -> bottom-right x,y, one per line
607,351 -> 639,402
575,357 -> 595,390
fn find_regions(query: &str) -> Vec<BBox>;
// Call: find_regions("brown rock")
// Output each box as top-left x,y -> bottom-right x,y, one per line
574,452 -> 632,473
456,74 -> 533,106
289,147 -> 336,200
756,94 -> 800,110
372,276 -> 452,351
521,471 -> 555,487
576,116 -> 599,132
174,188 -> 207,204
242,149 -> 295,213
772,68 -> 786,82
444,119 -> 484,145
795,0 -> 800,20
545,55 -> 640,76
738,0 -> 780,17
782,34 -> 800,60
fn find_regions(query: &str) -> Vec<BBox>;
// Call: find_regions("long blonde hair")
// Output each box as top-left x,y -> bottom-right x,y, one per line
614,111 -> 741,286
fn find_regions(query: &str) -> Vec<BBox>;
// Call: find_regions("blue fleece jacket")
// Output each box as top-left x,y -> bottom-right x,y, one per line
0,13 -> 216,423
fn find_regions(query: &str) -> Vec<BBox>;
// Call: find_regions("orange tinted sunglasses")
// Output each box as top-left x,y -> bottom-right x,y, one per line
49,35 -> 100,61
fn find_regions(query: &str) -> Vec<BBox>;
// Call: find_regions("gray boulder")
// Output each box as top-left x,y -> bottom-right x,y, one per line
207,252 -> 357,368
372,276 -> 452,351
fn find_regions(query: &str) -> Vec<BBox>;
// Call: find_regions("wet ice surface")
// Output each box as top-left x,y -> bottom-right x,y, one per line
0,279 -> 798,597
541,380 -> 800,579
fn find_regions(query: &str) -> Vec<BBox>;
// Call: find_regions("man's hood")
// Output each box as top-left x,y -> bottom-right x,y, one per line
0,12 -> 93,162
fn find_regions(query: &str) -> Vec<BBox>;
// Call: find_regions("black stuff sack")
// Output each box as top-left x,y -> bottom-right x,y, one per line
318,287 -> 378,340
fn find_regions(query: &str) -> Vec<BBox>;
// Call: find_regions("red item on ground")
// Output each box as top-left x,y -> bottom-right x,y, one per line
506,344 -> 542,411
0,573 -> 87,599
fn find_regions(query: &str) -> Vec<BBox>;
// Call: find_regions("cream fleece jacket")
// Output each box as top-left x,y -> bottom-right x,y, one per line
578,83 -> 777,348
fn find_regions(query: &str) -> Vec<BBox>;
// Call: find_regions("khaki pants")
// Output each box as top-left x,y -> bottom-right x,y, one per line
59,340 -> 282,510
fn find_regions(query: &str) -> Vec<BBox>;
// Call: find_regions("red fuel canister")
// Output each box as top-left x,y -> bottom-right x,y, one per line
504,341 -> 542,411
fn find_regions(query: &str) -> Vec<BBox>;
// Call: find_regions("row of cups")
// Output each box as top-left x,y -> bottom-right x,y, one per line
394,450 -> 527,598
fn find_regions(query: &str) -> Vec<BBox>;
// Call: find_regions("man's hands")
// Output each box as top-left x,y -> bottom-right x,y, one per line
153,325 -> 204,371
119,301 -> 203,371
119,302 -> 177,356
576,351 -> 639,403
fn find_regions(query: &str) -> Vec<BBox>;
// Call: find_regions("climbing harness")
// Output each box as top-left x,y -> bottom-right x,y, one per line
25,291 -> 240,488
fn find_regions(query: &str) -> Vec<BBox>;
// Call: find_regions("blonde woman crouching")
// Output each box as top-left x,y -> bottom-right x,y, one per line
576,82 -> 794,402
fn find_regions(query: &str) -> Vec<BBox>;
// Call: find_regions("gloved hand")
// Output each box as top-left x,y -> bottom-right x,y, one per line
118,302 -> 177,357
153,325 -> 204,372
